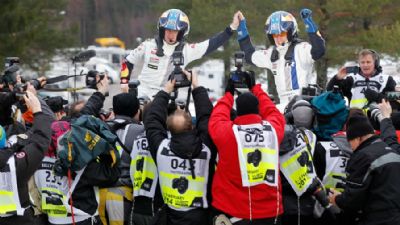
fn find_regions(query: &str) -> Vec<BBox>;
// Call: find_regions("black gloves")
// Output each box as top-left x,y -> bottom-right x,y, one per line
244,71 -> 256,89
225,78 -> 235,95
364,88 -> 384,103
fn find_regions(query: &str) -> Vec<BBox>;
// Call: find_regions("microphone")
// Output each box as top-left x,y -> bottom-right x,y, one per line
72,50 -> 96,62
4,64 -> 20,73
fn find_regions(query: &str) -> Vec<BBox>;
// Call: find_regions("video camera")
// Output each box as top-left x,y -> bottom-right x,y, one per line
230,51 -> 248,89
85,70 -> 105,89
1,57 -> 21,86
169,51 -> 191,88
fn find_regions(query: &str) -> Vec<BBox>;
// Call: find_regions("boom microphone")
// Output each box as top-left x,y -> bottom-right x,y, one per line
71,50 -> 96,63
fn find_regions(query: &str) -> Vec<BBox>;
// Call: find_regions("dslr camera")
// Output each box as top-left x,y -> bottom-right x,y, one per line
86,70 -> 105,89
247,149 -> 262,167
301,84 -> 322,97
172,176 -> 189,194
169,51 -> 191,88
230,51 -> 249,88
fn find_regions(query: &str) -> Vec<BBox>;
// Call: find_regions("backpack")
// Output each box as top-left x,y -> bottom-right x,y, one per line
311,91 -> 349,140
54,115 -> 120,176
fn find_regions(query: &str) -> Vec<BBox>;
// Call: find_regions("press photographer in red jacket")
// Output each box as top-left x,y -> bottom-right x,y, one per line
209,72 -> 285,224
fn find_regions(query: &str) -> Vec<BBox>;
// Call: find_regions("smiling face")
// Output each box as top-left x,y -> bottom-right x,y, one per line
358,53 -> 376,78
164,29 -> 179,45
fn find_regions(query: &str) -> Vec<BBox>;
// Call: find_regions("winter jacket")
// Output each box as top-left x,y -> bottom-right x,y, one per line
208,84 -> 285,219
335,135 -> 400,225
0,111 -> 52,225
145,86 -> 216,225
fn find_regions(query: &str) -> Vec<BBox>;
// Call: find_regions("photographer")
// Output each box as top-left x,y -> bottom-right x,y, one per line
120,9 -> 241,97
144,70 -> 217,225
328,113 -> 400,225
0,89 -> 53,225
209,72 -> 285,224
99,93 -> 144,225
280,100 -> 339,224
327,49 -> 396,109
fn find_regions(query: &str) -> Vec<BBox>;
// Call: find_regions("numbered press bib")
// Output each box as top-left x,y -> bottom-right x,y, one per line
233,121 -> 279,187
130,133 -> 158,198
157,139 -> 210,211
280,129 -> 317,196
34,157 -> 68,218
319,142 -> 349,192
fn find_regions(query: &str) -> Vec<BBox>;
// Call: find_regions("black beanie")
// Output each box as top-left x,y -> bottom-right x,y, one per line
113,93 -> 140,117
346,114 -> 375,140
236,92 -> 259,116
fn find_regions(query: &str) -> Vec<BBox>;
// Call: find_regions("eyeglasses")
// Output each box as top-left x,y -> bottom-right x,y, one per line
272,32 -> 288,38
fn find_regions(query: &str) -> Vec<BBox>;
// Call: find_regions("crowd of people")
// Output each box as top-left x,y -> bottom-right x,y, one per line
1,7 -> 400,225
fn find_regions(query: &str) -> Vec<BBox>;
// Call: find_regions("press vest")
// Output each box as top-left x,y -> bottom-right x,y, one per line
34,157 -> 68,219
130,132 -> 158,199
34,159 -> 98,224
349,73 -> 390,109
319,142 -> 349,192
232,121 -> 279,187
280,129 -> 317,196
157,139 -> 211,211
0,156 -> 25,216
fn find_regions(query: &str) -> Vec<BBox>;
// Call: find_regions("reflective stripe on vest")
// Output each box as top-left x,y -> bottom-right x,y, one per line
34,157 -> 97,224
280,129 -> 317,196
349,73 -> 389,109
233,121 -> 279,187
34,157 -> 68,218
0,156 -> 24,216
157,139 -> 210,211
319,142 -> 349,192
130,133 -> 158,198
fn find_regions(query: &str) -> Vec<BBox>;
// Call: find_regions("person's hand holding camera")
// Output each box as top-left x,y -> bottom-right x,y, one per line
183,70 -> 198,89
164,79 -> 176,94
96,74 -> 109,95
23,90 -> 41,114
336,67 -> 347,80
244,71 -> 256,90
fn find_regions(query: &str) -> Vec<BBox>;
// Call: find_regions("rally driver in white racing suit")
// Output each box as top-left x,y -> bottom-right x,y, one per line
236,9 -> 325,105
120,9 -> 241,98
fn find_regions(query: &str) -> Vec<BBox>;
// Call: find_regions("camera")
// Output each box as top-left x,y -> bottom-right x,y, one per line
172,176 -> 189,194
86,70 -> 105,89
128,80 -> 140,97
169,51 -> 191,88
247,149 -> 262,167
2,57 -> 21,88
136,157 -> 144,172
345,66 -> 359,74
230,51 -> 248,88
44,96 -> 68,113
301,84 -> 322,97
